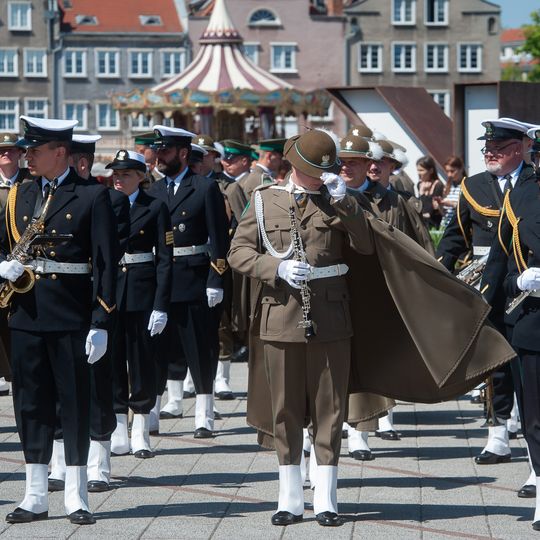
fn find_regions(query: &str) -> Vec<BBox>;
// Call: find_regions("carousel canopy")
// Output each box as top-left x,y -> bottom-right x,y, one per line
112,0 -> 328,116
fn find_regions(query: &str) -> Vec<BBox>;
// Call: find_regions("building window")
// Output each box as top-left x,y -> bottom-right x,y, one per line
358,43 -> 383,73
23,49 -> 47,77
425,0 -> 448,25
24,98 -> 48,118
95,49 -> 119,78
428,90 -> 450,117
270,43 -> 297,73
8,2 -> 31,31
63,49 -> 87,77
160,49 -> 186,78
96,103 -> 119,131
64,102 -> 87,131
129,50 -> 153,78
140,15 -> 162,26
248,8 -> 280,26
425,43 -> 448,72
242,43 -> 259,65
130,113 -> 151,131
392,0 -> 415,25
392,43 -> 416,72
458,44 -> 482,73
0,49 -> 18,77
0,99 -> 19,132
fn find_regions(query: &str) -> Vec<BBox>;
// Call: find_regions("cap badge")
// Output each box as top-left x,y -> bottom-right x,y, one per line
321,154 -> 330,167
198,138 -> 205,145
485,123 -> 494,138
345,140 -> 353,150
118,150 -> 127,161
352,129 -> 359,137
536,130 -> 540,141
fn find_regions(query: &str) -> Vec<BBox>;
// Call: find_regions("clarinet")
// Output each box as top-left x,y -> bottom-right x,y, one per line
288,203 -> 315,338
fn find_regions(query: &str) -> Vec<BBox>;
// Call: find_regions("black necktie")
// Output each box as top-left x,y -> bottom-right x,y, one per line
167,180 -> 175,201
503,174 -> 513,194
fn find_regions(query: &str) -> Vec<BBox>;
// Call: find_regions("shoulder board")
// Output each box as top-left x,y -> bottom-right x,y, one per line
253,183 -> 273,192
460,179 -> 500,218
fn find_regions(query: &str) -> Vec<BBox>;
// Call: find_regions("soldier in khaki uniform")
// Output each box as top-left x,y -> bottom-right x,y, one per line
229,130 -> 375,527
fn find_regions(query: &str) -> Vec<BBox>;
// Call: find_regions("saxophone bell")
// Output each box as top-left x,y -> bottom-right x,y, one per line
0,267 -> 35,309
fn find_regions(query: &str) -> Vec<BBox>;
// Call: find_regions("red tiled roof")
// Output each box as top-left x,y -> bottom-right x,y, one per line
59,0 -> 184,33
501,28 -> 525,43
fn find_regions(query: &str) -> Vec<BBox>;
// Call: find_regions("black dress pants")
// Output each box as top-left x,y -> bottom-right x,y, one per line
11,328 -> 90,465
112,310 -> 157,415
162,300 -> 217,394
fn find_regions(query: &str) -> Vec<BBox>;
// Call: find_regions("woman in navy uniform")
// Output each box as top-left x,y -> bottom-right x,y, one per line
107,150 -> 172,457
0,116 -> 117,525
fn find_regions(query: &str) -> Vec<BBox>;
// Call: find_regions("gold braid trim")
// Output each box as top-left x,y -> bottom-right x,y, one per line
460,180 -> 501,217
6,184 -> 20,248
456,192 -> 470,249
504,192 -> 528,272
497,197 -> 509,257
97,296 -> 116,314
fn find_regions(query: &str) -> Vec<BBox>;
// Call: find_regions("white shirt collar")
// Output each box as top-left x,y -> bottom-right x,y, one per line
128,189 -> 140,206
235,171 -> 249,182
0,168 -> 19,186
41,167 -> 70,188
497,161 -> 524,189
257,164 -> 273,176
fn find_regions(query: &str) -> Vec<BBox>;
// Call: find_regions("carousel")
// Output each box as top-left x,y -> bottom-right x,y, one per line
111,0 -> 329,141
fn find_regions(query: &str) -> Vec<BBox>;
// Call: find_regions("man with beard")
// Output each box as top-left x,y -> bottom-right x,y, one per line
149,126 -> 229,438
437,118 -> 536,495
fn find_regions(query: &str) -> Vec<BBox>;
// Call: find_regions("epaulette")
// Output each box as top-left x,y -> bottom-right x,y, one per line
253,183 -> 273,192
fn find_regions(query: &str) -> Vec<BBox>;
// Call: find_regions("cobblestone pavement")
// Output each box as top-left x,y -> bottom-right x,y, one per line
0,363 -> 535,539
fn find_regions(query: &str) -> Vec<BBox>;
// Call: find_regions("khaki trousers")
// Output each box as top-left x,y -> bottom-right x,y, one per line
263,339 -> 350,466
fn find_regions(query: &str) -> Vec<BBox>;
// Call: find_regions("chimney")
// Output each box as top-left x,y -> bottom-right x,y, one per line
326,0 -> 343,16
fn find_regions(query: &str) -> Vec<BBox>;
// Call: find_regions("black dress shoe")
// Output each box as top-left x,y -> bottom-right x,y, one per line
133,449 -> 155,459
183,391 -> 196,399
341,429 -> 348,439
231,346 -> 248,363
474,451 -> 511,465
159,411 -> 183,419
68,510 -> 96,525
6,507 -> 48,523
0,389 -> 9,397
315,511 -> 343,527
271,511 -> 302,526
48,478 -> 65,492
149,429 -> 159,436
88,480 -> 110,493
509,431 -> 518,440
216,391 -> 234,400
349,450 -> 374,461
518,484 -> 537,498
533,520 -> 540,531
375,430 -> 400,441
194,427 -> 214,439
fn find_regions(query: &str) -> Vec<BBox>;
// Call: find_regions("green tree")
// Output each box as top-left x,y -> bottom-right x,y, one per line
521,9 -> 540,81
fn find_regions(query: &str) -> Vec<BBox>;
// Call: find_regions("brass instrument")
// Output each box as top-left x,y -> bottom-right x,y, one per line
0,181 -> 68,308
455,253 -> 489,288
506,289 -> 534,315
288,202 -> 315,338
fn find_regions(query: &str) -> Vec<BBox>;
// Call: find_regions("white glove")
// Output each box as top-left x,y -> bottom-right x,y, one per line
0,260 -> 25,282
148,310 -> 168,336
278,260 -> 311,289
321,172 -> 347,202
206,287 -> 224,308
85,329 -> 108,365
517,267 -> 540,291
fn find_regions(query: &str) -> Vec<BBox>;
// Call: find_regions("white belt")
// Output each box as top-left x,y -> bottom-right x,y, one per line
30,258 -> 91,275
308,263 -> 349,280
473,246 -> 490,256
119,252 -> 153,265
173,244 -> 209,256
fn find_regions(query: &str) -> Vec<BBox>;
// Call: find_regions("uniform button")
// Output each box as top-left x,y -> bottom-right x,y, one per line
173,257 -> 176,262
51,229 -> 56,234
139,230 -> 144,235
66,214 -> 72,220
122,267 -> 127,273
51,274 -> 57,280
301,225 -> 306,230
274,224 -> 279,228
50,251 -> 55,257
23,216 -> 28,222
173,226 -> 177,231
35,274 -> 40,280
182,211 -> 187,216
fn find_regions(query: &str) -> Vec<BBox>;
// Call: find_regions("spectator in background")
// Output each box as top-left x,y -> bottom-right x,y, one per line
417,156 -> 444,228
437,156 -> 466,230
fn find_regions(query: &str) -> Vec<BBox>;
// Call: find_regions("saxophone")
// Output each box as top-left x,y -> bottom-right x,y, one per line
455,253 -> 489,288
288,202 -> 315,338
0,182 -> 57,308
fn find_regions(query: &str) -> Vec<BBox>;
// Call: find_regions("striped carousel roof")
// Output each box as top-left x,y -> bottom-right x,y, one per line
152,0 -> 292,95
